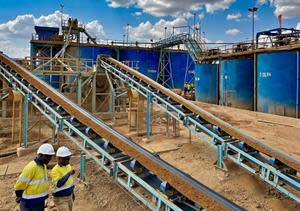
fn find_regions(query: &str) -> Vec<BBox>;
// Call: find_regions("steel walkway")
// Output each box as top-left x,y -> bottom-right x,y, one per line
0,52 -> 244,211
99,56 -> 300,204
153,33 -> 203,63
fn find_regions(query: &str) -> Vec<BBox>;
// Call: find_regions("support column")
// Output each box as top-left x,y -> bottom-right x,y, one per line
22,94 -> 29,148
254,53 -> 257,111
77,73 -> 82,106
215,144 -> 227,171
296,52 -> 299,118
92,72 -> 96,113
80,153 -> 86,181
52,124 -> 57,144
1,78 -> 7,118
146,93 -> 152,139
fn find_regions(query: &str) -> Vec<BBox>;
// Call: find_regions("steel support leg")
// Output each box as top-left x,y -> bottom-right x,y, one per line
22,94 -> 29,148
80,153 -> 87,181
146,93 -> 152,139
52,125 -> 57,144
92,73 -> 96,113
77,74 -> 82,106
215,144 -> 227,171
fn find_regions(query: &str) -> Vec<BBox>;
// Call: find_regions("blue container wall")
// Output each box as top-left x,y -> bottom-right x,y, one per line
169,52 -> 195,89
80,46 -> 113,66
220,58 -> 254,110
194,64 -> 218,104
119,49 -> 159,81
257,51 -> 300,118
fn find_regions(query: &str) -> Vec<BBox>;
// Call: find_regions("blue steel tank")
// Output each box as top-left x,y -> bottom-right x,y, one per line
169,51 -> 195,89
257,51 -> 300,118
220,58 -> 254,110
194,64 -> 218,104
80,46 -> 113,66
119,49 -> 159,80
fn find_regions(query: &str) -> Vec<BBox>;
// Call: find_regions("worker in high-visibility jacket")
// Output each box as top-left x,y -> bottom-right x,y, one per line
14,143 -> 55,211
51,146 -> 75,211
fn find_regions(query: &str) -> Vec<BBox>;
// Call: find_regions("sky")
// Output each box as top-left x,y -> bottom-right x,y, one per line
0,0 -> 300,58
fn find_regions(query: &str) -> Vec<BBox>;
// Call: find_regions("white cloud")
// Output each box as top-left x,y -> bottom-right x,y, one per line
227,12 -> 241,21
85,20 -> 105,38
133,11 -> 142,17
128,18 -> 187,41
257,0 -> 300,19
296,22 -> 300,30
106,0 -> 235,17
225,28 -> 240,36
199,12 -> 205,20
0,11 -> 105,58
205,0 -> 236,13
256,0 -> 268,5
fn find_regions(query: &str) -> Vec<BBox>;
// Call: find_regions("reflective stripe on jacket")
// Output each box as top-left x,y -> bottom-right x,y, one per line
51,164 -> 74,197
14,160 -> 49,206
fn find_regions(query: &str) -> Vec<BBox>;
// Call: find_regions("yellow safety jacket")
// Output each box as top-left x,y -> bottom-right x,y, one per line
51,164 -> 74,197
14,159 -> 49,206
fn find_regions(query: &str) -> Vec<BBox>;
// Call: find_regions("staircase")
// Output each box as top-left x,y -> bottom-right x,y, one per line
154,33 -> 204,63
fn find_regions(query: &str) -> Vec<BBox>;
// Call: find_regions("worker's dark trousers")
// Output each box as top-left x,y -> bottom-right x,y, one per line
20,201 -> 45,211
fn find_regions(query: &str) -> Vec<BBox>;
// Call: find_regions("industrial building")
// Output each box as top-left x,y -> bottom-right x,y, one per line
1,12 -> 300,211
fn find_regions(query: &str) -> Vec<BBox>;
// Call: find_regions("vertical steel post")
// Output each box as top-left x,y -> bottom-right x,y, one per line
80,153 -> 86,181
215,144 -> 227,171
254,53 -> 257,111
296,52 -> 299,118
22,94 -> 29,148
92,72 -> 96,113
52,125 -> 56,143
216,144 -> 223,168
1,78 -> 7,118
146,92 -> 152,139
77,73 -> 82,106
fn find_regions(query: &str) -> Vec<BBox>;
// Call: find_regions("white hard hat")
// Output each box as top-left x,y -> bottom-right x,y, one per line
56,146 -> 72,157
37,143 -> 55,155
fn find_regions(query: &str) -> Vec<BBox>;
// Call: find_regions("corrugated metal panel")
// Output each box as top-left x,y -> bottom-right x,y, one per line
220,58 -> 254,110
169,51 -> 195,89
195,64 -> 218,104
257,51 -> 300,118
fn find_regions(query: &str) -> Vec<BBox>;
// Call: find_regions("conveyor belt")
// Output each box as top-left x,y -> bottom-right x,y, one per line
0,53 -> 244,210
99,56 -> 300,203
101,56 -> 300,172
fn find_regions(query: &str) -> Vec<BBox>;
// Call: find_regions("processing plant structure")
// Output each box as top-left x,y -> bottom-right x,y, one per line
1,16 -> 300,210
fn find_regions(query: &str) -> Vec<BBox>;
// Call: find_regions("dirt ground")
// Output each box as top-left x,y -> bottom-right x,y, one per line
114,102 -> 300,211
1,101 -> 300,210
192,102 -> 300,161
0,120 -> 146,211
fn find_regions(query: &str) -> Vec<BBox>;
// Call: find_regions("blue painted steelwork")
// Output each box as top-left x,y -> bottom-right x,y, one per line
119,48 -> 194,88
22,94 -> 30,148
80,154 -> 86,181
100,57 -> 300,203
80,46 -> 113,66
194,64 -> 218,104
220,58 -> 254,110
0,59 -> 206,211
119,49 -> 159,81
257,51 -> 300,118
146,93 -> 152,139
34,26 -> 59,41
169,51 -> 195,89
